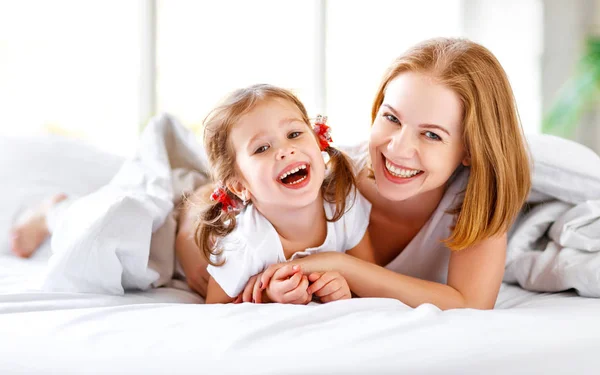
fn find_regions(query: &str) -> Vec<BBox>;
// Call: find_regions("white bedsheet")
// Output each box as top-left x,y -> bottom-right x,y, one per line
2,246 -> 600,374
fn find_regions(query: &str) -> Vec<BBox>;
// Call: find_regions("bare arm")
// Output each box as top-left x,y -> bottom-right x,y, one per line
260,233 -> 507,310
175,187 -> 211,297
206,276 -> 234,304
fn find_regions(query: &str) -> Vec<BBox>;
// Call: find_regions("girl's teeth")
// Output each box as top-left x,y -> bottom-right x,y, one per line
279,164 -> 307,180
385,159 -> 421,178
287,175 -> 307,185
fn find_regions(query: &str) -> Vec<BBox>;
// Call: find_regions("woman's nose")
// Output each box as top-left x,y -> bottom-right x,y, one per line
388,129 -> 417,159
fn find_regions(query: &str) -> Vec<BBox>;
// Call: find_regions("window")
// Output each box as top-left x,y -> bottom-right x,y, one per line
0,0 -> 141,156
1,0 -> 542,154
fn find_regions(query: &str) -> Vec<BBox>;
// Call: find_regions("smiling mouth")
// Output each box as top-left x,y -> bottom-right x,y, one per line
383,155 -> 423,178
278,164 -> 310,185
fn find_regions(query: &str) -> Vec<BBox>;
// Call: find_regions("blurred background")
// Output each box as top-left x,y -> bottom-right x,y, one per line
0,0 -> 597,156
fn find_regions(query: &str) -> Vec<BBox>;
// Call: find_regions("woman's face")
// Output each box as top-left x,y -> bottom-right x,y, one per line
369,71 -> 468,202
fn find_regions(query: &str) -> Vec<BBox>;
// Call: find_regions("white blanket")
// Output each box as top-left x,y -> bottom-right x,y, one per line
38,114 -> 600,297
505,134 -> 600,296
39,113 -> 210,294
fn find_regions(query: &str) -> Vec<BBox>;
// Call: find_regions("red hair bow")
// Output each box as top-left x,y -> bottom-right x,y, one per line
210,184 -> 236,212
313,115 -> 332,151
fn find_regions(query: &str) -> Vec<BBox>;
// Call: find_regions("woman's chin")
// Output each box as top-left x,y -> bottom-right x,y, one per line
374,173 -> 420,202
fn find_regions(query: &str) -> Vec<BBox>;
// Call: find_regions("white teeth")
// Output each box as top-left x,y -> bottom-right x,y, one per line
287,175 -> 307,185
385,159 -> 421,178
279,164 -> 307,180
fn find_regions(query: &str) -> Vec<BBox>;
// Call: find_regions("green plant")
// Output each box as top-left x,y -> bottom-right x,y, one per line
543,36 -> 600,138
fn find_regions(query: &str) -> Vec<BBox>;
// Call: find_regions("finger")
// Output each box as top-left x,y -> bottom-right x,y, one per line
279,271 -> 303,293
259,264 -> 286,290
252,275 -> 263,303
320,288 -> 351,303
273,264 -> 301,281
282,275 -> 310,303
289,292 -> 312,305
242,275 -> 258,303
314,279 -> 343,298
233,295 -> 243,304
307,272 -> 337,295
308,272 -> 323,283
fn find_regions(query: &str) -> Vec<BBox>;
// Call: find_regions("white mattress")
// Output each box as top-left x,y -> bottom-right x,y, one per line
2,242 -> 600,374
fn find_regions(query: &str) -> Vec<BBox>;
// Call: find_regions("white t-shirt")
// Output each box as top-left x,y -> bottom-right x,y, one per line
340,142 -> 469,284
207,191 -> 372,298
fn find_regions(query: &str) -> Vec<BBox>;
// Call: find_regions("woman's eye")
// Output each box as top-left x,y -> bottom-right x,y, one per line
254,145 -> 269,154
288,131 -> 302,139
424,131 -> 441,141
383,113 -> 400,124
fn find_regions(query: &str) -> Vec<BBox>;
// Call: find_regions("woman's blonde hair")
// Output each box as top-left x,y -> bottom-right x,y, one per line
195,84 -> 356,265
371,37 -> 531,250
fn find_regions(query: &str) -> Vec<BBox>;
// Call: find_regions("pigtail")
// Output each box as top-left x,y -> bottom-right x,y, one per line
321,146 -> 357,222
193,183 -> 240,266
312,115 -> 358,222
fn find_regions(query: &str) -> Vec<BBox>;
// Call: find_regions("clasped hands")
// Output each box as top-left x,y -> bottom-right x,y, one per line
234,264 -> 350,304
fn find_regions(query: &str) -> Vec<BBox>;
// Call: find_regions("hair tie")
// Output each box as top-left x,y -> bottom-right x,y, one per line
210,183 -> 236,212
313,115 -> 332,151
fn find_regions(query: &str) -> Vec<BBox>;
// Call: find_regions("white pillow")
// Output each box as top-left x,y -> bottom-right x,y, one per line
0,135 -> 123,255
527,133 -> 600,204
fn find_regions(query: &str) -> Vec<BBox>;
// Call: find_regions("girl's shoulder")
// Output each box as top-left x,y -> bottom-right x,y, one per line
214,205 -> 280,258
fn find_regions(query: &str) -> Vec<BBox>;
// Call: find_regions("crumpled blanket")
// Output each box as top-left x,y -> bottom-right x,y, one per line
505,133 -> 600,296
39,113 -> 209,294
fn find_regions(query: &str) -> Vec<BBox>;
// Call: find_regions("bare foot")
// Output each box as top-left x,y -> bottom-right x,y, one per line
9,193 -> 67,258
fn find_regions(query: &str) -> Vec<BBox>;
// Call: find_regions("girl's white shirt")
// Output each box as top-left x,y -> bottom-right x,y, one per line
207,190 -> 372,298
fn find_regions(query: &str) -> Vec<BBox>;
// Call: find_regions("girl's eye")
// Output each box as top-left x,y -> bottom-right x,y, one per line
383,113 -> 400,124
254,145 -> 269,154
288,131 -> 302,139
424,131 -> 441,141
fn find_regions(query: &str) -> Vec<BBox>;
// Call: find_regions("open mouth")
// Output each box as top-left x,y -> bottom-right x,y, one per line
278,163 -> 310,188
383,155 -> 423,179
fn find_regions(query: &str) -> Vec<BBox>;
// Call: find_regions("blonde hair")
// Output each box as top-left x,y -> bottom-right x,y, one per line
195,84 -> 356,265
371,37 -> 531,250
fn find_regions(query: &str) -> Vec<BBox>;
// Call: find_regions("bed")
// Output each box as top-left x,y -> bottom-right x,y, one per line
2,130 -> 600,374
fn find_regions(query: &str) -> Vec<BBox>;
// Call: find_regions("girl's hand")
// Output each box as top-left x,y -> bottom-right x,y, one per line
237,265 -> 312,304
235,274 -> 263,303
258,252 -> 344,298
306,271 -> 351,303
265,265 -> 312,304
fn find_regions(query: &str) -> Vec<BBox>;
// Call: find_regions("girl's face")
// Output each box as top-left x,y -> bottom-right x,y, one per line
369,71 -> 468,202
229,98 -> 325,210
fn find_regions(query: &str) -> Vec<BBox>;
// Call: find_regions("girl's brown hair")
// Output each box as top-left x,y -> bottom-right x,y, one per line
195,84 -> 356,265
371,37 -> 531,250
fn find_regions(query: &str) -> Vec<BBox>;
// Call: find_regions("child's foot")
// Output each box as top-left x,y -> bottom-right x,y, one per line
9,193 -> 67,258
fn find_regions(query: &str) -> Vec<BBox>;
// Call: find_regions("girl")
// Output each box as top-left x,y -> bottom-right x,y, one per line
233,37 -> 531,310
194,84 -> 374,304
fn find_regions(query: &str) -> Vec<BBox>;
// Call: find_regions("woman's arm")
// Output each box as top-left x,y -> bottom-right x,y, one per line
260,233 -> 507,310
175,188 -> 211,297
